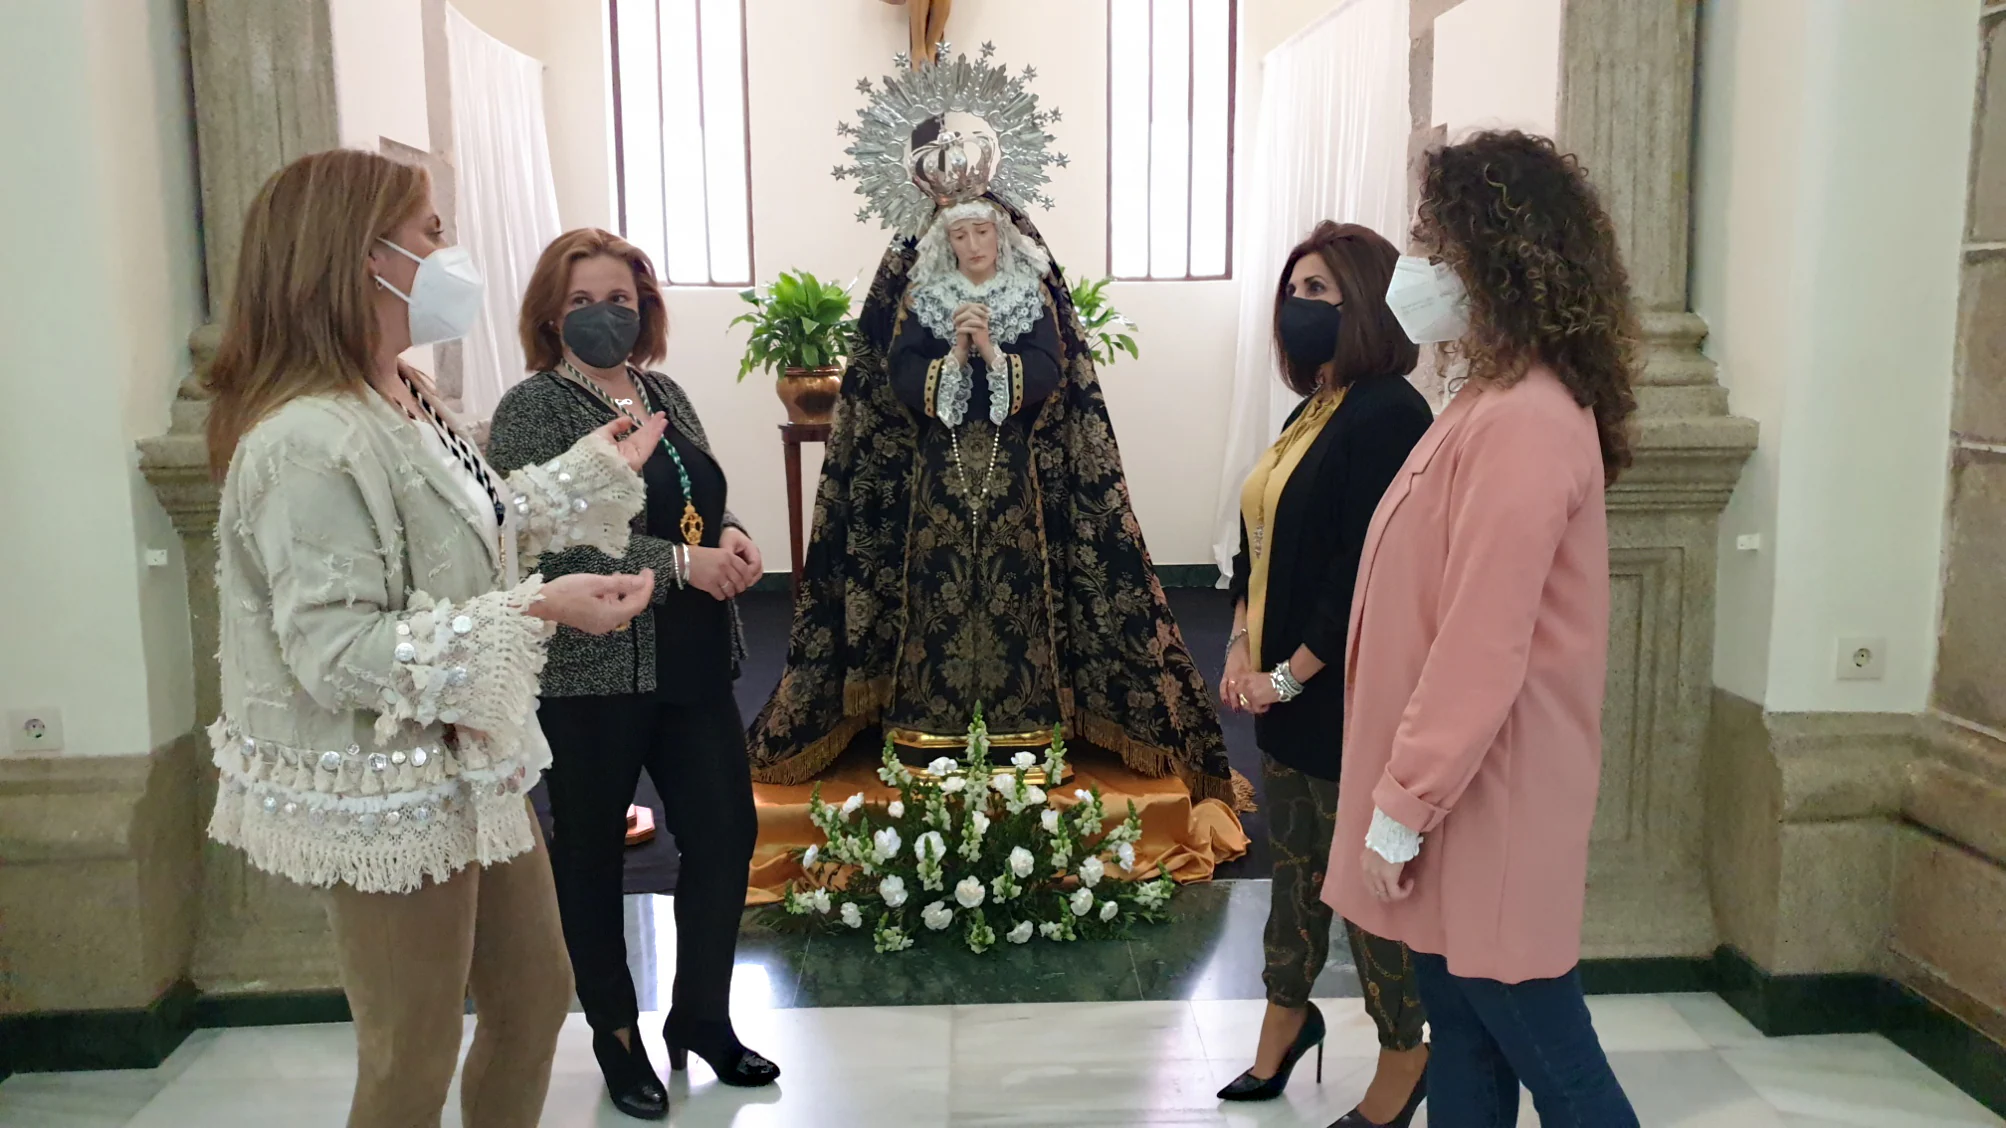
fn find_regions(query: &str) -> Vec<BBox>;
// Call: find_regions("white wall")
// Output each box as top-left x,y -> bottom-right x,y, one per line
1693,0 -> 1972,712
1430,0 -> 1561,137
0,0 -> 204,756
476,0 -> 1349,566
331,0 -> 434,153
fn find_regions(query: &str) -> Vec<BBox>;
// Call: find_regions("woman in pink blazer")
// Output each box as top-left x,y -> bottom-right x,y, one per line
1323,130 -> 1642,1127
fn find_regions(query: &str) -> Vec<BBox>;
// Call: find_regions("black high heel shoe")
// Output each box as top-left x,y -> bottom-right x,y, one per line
591,1029 -> 669,1121
664,1013 -> 781,1088
1329,1056 -> 1428,1127
1217,1001 -> 1326,1101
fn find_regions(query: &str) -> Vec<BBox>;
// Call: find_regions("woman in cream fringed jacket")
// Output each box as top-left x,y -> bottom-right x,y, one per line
202,148 -> 666,1128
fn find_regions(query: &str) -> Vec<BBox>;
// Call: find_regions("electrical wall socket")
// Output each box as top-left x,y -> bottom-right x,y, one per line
7,707 -> 65,752
1836,637 -> 1886,681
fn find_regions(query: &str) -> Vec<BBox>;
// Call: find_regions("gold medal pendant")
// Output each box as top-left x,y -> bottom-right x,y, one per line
680,502 -> 705,545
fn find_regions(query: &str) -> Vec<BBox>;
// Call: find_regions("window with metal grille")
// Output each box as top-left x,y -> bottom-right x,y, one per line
610,0 -> 754,287
1107,0 -> 1237,281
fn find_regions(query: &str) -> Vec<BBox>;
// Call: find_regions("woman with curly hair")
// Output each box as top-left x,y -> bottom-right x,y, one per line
1322,129 -> 1641,1126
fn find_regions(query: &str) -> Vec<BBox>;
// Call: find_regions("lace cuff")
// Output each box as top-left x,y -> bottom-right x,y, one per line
931,353 -> 974,427
506,431 -> 644,560
1365,807 -> 1423,864
373,582 -> 556,754
985,352 -> 1017,425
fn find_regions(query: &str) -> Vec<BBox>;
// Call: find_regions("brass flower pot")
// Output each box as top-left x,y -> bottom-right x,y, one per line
777,366 -> 842,426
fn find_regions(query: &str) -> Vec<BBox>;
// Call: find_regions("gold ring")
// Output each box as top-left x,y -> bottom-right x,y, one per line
1237,694 -> 1249,708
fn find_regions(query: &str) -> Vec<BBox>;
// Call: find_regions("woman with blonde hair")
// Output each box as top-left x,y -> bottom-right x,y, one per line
203,149 -> 665,1127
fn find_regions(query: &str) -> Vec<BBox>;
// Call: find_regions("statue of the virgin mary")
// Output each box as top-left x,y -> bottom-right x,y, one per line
750,45 -> 1233,806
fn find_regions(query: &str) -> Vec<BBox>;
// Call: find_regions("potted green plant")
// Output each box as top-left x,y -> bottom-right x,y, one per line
730,270 -> 858,426
1068,276 -> 1140,367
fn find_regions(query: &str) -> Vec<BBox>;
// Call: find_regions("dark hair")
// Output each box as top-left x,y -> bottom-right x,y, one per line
518,228 -> 669,372
1272,221 -> 1419,396
1415,130 -> 1639,483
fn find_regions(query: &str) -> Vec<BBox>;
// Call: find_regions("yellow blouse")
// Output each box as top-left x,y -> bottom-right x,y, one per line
1239,388 -> 1345,662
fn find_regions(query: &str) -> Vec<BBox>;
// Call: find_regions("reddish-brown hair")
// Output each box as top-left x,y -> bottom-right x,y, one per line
1272,221 -> 1419,396
518,228 -> 668,372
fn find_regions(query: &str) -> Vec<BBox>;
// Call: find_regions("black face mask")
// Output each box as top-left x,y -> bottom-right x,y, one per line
562,302 -> 642,370
1278,297 -> 1344,377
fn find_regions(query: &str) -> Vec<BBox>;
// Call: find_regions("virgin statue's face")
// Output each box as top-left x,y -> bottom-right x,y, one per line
948,218 -> 1000,281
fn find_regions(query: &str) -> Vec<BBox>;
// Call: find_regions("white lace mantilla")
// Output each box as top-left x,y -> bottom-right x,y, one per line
206,716 -> 551,894
910,267 -> 1044,352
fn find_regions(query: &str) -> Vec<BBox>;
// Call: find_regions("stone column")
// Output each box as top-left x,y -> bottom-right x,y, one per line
137,0 -> 346,996
1554,0 -> 1758,958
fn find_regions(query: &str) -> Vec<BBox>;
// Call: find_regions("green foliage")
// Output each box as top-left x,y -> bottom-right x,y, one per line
1068,276 -> 1141,368
728,270 -> 859,381
780,712 -> 1176,953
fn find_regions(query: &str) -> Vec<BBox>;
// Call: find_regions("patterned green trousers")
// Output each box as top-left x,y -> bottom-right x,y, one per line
1261,753 -> 1427,1050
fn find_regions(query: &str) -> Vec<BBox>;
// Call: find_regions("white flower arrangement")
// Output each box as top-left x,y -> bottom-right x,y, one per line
783,711 -> 1179,954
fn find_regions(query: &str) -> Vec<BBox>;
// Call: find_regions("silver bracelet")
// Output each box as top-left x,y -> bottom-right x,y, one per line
673,543 -> 690,589
1270,661 -> 1306,703
1225,628 -> 1248,661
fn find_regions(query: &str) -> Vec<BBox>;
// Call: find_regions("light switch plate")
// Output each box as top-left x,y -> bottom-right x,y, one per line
7,708 -> 65,752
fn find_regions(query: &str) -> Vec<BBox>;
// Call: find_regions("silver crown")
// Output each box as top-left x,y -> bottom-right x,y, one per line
833,41 -> 1066,236
909,130 -> 998,207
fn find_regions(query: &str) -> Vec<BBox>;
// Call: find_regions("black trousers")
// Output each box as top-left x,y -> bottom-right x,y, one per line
538,691 -> 756,1034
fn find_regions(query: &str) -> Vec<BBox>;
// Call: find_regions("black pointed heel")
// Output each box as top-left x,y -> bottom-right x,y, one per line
1329,1055 -> 1428,1127
591,1029 -> 669,1121
663,1013 -> 781,1088
1217,1001 -> 1327,1102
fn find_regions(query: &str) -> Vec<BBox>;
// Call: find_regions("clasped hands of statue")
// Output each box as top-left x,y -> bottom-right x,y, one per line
526,414 -> 762,639
949,301 -> 1004,370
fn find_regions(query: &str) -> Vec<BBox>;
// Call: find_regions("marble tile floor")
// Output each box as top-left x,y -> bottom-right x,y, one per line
2,992 -> 2000,1127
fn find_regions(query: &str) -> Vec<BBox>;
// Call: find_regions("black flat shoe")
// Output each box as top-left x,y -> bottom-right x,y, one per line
1217,1001 -> 1326,1102
591,1029 -> 669,1120
1329,1059 -> 1427,1127
664,1013 -> 781,1088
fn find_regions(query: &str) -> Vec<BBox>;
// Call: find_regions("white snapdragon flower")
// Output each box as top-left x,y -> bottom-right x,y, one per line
872,826 -> 903,863
1008,846 -> 1035,879
915,830 -> 947,863
1041,808 -> 1060,834
1006,920 -> 1034,944
1069,887 -> 1095,916
887,799 -> 906,819
1099,900 -> 1119,922
1079,856 -> 1105,888
810,888 -> 833,914
969,810 -> 991,836
1038,921 -> 1065,940
1074,789 -> 1092,803
840,902 -> 864,928
928,756 -> 959,776
1116,842 -> 1136,872
954,876 -> 986,909
840,792 -> 865,821
1012,750 -> 1037,770
991,774 -> 1016,797
921,901 -> 955,931
879,874 -> 908,908
1024,785 -> 1047,807
940,775 -> 967,794
802,844 -> 820,868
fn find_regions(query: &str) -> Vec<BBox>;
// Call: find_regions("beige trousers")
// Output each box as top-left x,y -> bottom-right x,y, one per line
324,814 -> 573,1128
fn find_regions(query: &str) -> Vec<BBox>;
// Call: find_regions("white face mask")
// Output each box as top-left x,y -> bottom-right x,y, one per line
1384,255 -> 1471,345
375,239 -> 484,347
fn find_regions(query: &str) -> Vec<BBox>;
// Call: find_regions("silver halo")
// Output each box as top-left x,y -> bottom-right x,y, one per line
833,42 -> 1067,237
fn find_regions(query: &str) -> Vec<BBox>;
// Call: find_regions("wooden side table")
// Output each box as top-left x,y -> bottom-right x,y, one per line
779,422 -> 832,598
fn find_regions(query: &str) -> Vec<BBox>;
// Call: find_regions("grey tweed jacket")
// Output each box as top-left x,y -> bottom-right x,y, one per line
486,368 -> 747,699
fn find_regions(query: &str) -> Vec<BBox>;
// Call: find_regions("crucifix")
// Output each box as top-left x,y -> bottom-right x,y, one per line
881,0 -> 952,66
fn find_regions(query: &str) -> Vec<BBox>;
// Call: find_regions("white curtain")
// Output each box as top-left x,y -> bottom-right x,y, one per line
447,6 -> 563,421
1211,0 -> 1409,580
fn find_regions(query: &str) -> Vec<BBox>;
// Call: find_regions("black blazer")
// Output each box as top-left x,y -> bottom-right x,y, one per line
1230,372 -> 1434,780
